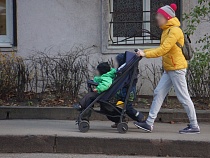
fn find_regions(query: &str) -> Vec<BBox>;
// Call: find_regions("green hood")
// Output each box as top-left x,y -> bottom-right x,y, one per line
101,68 -> 116,78
93,68 -> 116,93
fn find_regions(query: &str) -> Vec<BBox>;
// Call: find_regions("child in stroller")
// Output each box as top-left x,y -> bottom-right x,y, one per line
107,53 -> 144,128
76,51 -> 144,133
73,62 -> 116,111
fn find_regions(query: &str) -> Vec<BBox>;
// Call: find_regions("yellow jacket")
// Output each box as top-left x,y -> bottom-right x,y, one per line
144,17 -> 187,71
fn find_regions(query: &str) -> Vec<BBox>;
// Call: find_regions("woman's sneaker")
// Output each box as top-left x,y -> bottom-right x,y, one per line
134,122 -> 153,132
179,124 -> 200,134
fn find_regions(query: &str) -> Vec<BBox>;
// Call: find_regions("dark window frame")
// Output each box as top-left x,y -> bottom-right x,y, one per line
13,0 -> 17,47
0,0 -> 17,47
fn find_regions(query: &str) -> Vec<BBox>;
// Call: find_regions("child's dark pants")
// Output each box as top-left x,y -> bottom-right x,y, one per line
79,92 -> 99,109
79,92 -> 99,121
106,102 -> 144,123
107,87 -> 144,123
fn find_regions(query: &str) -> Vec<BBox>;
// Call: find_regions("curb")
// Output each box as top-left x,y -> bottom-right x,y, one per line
1,106 -> 210,122
0,135 -> 209,157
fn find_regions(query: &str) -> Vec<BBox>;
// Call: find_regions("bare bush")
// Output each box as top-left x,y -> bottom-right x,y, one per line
25,46 -> 94,102
0,46 -> 95,106
143,63 -> 163,91
0,53 -> 26,101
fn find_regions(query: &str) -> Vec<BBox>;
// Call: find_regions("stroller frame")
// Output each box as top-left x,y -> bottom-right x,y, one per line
77,51 -> 142,133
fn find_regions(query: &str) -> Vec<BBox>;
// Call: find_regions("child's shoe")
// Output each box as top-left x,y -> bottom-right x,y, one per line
73,103 -> 82,111
136,112 -> 145,123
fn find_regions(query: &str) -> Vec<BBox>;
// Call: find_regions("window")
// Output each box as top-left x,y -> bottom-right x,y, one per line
0,0 -> 14,47
109,0 -> 181,46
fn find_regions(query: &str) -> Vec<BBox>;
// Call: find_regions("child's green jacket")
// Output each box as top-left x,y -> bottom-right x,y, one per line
93,68 -> 116,93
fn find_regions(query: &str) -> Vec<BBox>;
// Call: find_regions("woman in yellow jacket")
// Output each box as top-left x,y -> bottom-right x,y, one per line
134,4 -> 200,134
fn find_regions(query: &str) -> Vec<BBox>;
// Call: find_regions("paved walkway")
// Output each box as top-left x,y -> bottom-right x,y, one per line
0,120 -> 209,141
0,120 -> 209,157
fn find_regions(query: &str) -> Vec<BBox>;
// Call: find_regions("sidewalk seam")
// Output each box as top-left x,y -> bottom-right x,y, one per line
53,134 -> 57,153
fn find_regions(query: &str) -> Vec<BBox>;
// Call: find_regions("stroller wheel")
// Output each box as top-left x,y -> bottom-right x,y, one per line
117,122 -> 128,134
78,121 -> 90,133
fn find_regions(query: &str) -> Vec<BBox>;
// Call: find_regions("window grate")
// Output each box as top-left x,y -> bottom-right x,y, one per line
109,0 -> 181,46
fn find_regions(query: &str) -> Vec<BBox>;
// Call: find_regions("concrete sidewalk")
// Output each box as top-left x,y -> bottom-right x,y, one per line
0,120 -> 209,157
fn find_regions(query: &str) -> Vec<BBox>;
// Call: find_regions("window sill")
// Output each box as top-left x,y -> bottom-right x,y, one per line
0,44 -> 17,52
0,43 -> 13,48
102,44 -> 159,54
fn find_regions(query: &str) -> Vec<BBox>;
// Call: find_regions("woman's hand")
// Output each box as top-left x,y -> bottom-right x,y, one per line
136,49 -> 146,57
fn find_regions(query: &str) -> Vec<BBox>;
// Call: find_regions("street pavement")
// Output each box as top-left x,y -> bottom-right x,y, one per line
0,120 -> 209,142
0,154 -> 179,158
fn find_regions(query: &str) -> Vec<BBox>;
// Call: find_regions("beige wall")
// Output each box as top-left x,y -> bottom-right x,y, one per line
16,0 -> 101,57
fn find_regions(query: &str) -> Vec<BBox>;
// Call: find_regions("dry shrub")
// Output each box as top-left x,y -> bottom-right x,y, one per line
0,52 -> 26,100
0,46 -> 95,106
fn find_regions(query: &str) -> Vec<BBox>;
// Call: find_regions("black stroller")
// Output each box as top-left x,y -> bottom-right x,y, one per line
77,51 -> 142,133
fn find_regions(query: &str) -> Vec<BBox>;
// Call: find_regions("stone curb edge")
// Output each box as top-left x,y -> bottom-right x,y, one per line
0,135 -> 209,157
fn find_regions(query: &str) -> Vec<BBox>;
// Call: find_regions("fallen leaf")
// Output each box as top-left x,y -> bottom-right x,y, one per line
170,121 -> 175,124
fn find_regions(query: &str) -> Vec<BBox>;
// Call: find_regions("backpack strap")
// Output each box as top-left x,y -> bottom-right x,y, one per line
176,42 -> 183,49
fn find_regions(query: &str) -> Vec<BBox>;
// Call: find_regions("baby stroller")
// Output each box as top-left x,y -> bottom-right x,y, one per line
77,51 -> 142,133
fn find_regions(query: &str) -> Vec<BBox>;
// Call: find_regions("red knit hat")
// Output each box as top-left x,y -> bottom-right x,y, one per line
157,3 -> 177,20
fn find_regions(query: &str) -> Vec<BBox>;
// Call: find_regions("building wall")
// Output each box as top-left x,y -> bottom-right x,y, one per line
182,0 -> 209,50
17,0 -> 102,57
16,0 -> 208,95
